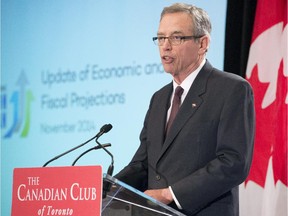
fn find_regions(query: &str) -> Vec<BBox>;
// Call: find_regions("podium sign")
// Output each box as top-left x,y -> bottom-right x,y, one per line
11,166 -> 102,216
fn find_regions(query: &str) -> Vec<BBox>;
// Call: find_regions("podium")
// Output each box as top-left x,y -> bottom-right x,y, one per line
102,174 -> 185,216
11,166 -> 185,216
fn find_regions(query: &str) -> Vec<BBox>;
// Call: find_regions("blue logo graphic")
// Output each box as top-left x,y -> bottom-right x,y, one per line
1,71 -> 34,138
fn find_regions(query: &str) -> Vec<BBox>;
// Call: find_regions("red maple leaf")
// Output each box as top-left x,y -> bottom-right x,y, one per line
271,60 -> 287,186
245,60 -> 287,187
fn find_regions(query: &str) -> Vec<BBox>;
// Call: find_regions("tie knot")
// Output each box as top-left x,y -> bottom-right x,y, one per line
175,86 -> 184,98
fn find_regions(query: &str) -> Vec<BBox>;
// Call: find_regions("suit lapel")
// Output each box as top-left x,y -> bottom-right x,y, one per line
151,84 -> 173,155
157,61 -> 213,164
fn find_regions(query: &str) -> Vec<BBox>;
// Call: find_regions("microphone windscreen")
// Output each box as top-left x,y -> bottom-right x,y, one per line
101,124 -> 113,133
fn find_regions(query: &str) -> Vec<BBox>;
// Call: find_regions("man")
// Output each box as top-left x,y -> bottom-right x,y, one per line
115,3 -> 255,216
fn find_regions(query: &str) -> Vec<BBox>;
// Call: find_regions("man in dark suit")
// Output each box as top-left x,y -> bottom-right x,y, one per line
115,3 -> 255,216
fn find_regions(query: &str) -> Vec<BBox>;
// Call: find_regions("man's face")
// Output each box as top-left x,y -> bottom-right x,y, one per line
157,12 -> 202,80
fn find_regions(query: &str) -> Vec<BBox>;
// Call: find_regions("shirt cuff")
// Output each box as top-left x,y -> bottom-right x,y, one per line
169,186 -> 182,210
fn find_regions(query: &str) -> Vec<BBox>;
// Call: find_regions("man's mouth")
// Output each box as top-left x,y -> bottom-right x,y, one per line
162,55 -> 174,63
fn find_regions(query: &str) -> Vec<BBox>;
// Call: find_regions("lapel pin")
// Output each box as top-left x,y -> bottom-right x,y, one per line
192,103 -> 197,108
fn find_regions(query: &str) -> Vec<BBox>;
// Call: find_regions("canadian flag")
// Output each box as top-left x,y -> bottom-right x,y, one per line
240,0 -> 287,215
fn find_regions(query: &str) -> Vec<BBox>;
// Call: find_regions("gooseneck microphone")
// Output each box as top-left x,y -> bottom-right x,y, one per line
71,143 -> 112,166
94,124 -> 114,198
95,124 -> 114,167
96,124 -> 113,139
42,124 -> 112,167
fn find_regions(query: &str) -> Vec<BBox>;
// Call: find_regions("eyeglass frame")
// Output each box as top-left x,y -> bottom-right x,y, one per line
152,35 -> 204,46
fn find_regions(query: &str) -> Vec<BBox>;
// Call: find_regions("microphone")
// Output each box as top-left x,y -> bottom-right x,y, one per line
71,143 -> 112,166
94,124 -> 114,198
97,124 -> 112,138
42,124 -> 112,167
95,126 -> 114,174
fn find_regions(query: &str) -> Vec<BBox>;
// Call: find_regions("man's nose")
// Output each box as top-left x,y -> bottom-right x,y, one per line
162,38 -> 172,50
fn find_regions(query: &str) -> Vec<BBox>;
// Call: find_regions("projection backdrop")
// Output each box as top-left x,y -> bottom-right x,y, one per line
1,0 -> 227,214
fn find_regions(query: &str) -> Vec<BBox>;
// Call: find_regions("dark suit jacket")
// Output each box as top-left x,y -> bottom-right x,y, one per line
115,61 -> 255,216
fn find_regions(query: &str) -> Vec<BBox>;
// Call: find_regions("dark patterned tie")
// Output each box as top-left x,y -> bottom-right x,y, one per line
166,86 -> 184,135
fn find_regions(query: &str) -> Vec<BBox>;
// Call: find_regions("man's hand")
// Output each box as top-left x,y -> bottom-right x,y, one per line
144,188 -> 173,205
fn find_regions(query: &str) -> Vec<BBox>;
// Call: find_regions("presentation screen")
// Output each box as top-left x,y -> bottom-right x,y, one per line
1,0 -> 227,214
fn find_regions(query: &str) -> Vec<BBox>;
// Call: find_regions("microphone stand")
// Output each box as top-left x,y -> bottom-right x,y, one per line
95,137 -> 114,198
43,135 -> 97,167
71,143 -> 111,166
43,124 -> 112,167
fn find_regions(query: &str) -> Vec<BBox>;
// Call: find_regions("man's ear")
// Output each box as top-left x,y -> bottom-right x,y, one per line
198,35 -> 210,54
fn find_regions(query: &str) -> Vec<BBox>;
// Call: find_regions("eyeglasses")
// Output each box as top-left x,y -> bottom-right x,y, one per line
152,35 -> 203,46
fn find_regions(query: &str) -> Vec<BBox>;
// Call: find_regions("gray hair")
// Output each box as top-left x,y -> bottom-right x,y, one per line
160,3 -> 212,39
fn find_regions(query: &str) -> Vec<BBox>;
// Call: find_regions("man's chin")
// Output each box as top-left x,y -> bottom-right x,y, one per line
163,67 -> 175,75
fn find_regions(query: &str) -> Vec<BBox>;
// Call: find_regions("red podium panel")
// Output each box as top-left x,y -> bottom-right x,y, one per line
11,166 -> 102,216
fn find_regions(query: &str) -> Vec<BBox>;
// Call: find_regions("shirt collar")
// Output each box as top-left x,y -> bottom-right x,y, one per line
172,58 -> 206,95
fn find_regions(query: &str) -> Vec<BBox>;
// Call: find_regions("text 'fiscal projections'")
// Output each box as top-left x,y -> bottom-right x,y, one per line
41,91 -> 125,109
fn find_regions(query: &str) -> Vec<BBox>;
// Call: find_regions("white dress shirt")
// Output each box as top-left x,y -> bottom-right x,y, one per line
167,58 -> 206,209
